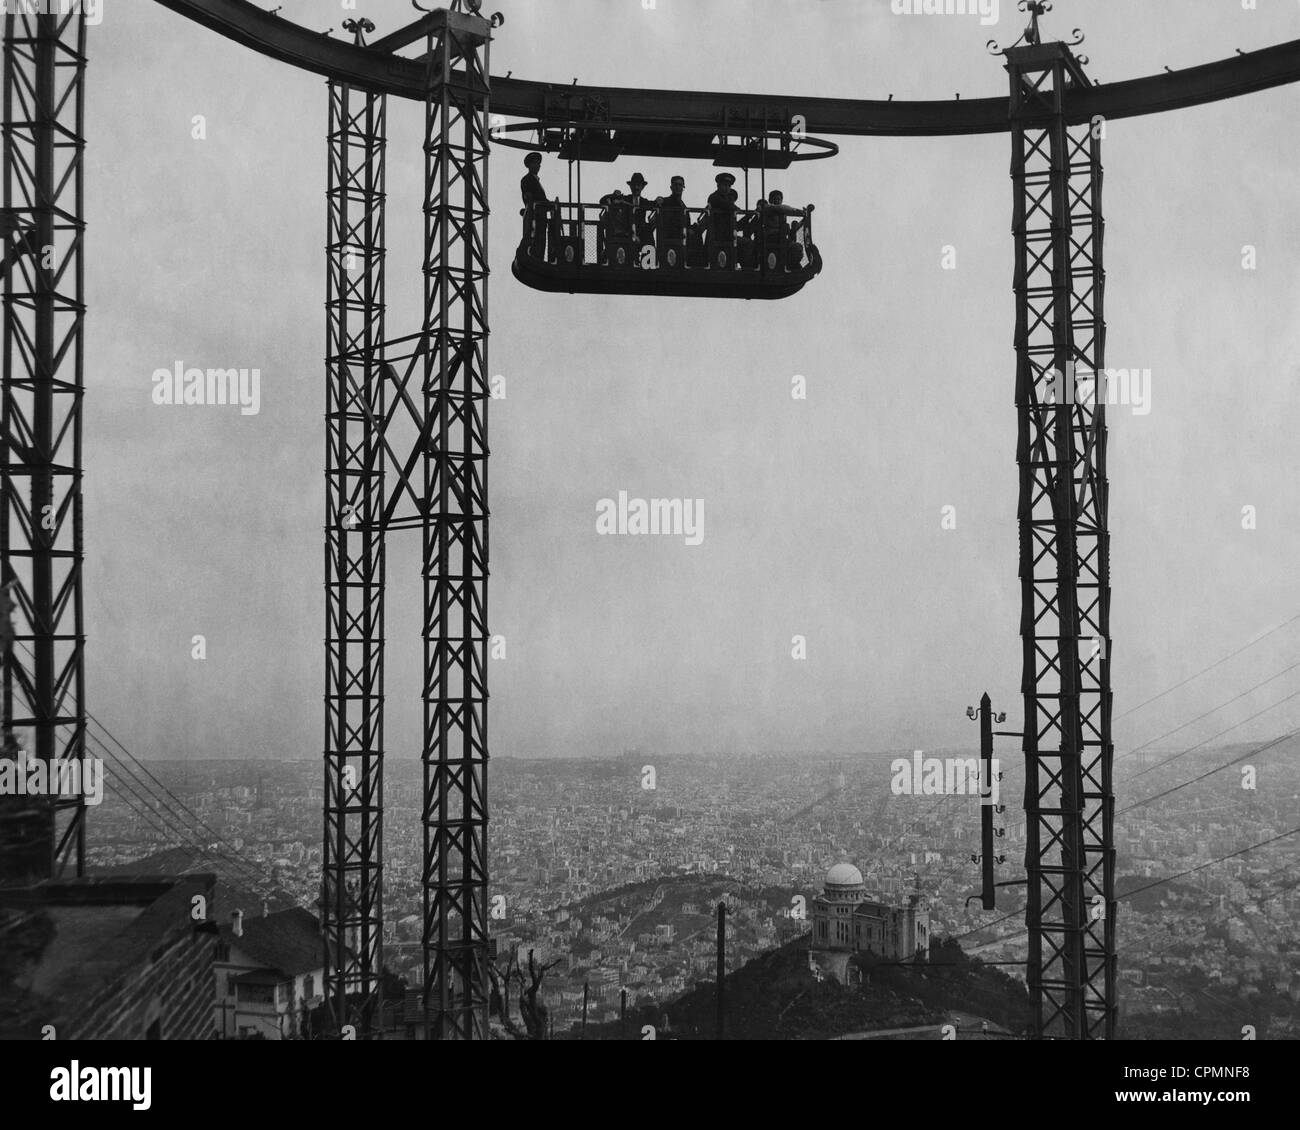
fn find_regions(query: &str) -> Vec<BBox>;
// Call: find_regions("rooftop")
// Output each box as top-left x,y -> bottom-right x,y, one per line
0,874 -> 216,1039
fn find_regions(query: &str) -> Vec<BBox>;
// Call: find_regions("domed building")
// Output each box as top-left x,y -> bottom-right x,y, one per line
811,862 -> 929,964
815,863 -> 866,949
825,862 -> 865,889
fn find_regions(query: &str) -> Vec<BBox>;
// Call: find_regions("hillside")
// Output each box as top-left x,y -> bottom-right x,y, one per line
582,934 -> 1031,1040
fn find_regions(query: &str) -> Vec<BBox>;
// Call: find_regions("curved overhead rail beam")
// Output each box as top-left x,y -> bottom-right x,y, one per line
154,0 -> 1300,134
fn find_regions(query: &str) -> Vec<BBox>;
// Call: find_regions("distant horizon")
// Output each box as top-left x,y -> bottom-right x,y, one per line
118,736 -> 1277,765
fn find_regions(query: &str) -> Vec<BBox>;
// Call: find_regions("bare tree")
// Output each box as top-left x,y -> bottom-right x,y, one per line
488,952 -> 525,1039
491,946 -> 562,1040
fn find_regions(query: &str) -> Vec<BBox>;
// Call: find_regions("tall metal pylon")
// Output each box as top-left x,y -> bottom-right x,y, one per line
1006,29 -> 1116,1039
1,9 -> 88,881
363,2 -> 494,1040
323,2 -> 495,1041
323,64 -> 387,1035
421,2 -> 493,1042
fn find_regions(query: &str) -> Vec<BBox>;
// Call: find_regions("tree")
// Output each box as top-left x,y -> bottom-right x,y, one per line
490,946 -> 562,1040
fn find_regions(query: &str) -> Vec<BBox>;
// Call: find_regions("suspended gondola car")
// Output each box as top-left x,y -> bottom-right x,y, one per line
512,192 -> 822,300
503,109 -> 836,299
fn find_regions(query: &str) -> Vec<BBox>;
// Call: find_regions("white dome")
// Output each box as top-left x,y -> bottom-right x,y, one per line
824,862 -> 864,888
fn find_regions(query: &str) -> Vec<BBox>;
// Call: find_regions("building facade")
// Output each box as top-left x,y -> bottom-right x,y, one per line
214,906 -> 325,1039
810,863 -> 929,962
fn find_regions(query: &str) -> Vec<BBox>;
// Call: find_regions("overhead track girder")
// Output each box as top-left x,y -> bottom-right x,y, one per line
153,0 -> 1300,135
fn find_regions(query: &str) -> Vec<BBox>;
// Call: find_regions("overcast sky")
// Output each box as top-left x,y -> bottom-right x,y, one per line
75,0 -> 1300,761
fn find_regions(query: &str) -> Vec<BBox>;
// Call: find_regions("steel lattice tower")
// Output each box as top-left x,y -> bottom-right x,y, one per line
1007,39 -> 1116,1039
1,10 -> 88,880
323,76 -> 387,1035
322,3 -> 494,1041
369,5 -> 494,1040
419,6 -> 493,1041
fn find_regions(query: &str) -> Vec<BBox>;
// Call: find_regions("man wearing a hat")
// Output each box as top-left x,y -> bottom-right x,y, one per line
704,172 -> 739,262
597,172 -> 654,264
625,172 -> 656,249
520,152 -> 551,257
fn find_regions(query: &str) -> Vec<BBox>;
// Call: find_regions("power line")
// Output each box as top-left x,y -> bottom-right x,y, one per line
1124,862 -> 1299,961
86,725 -> 282,897
946,674 -> 1299,912
947,826 -> 1300,954
866,634 -> 1300,965
1129,680 -> 1300,783
1115,612 -> 1300,723
949,907 -> 1022,945
1116,826 -> 1300,900
92,739 -> 292,905
890,668 -> 1300,936
1118,660 -> 1300,770
887,655 -> 1299,899
89,761 -> 294,909
10,639 -> 293,902
846,636 -> 1299,902
86,752 -> 194,849
85,729 -> 291,903
88,726 -> 282,896
1119,728 -> 1299,815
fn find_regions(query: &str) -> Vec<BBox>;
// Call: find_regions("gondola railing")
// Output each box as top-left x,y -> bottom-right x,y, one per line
519,199 -> 816,274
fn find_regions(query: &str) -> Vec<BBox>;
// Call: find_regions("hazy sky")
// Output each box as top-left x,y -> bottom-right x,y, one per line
74,0 -> 1300,761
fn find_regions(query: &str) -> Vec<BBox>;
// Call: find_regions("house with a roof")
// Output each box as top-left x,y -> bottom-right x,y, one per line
214,907 -> 325,1039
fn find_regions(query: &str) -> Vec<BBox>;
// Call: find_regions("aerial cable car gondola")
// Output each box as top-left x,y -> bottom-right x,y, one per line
501,112 -> 835,300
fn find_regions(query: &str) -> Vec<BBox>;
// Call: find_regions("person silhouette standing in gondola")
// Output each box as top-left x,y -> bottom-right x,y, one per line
520,152 -> 552,259
626,172 -> 655,252
654,176 -> 690,267
704,172 -> 738,268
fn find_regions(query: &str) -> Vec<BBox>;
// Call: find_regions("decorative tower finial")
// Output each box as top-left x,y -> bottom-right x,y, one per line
341,18 -> 375,47
987,1 -> 1087,59
1024,0 -> 1050,46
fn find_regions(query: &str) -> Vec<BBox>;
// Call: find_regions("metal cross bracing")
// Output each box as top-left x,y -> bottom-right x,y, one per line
357,6 -> 494,1041
1007,41 -> 1116,1040
1,10 -> 88,881
417,7 -> 493,1043
324,2 -> 495,1042
323,79 -> 387,1036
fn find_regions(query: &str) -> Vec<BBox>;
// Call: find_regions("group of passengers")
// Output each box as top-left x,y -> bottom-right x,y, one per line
520,152 -> 812,270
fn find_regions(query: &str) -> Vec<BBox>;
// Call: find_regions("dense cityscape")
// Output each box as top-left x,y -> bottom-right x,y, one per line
84,744 -> 1300,1038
